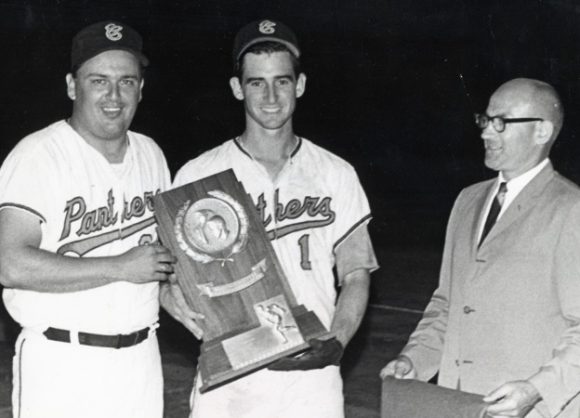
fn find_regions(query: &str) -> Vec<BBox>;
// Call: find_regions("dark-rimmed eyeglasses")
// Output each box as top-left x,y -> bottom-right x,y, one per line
474,113 -> 544,133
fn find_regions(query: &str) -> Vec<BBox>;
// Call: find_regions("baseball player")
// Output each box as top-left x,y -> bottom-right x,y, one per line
172,19 -> 379,418
0,21 -> 181,418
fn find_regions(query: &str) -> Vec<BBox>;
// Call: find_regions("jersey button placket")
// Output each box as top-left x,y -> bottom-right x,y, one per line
272,196 -> 279,243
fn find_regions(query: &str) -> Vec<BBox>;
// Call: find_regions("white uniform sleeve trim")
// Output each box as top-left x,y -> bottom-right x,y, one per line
333,213 -> 372,251
0,203 -> 46,223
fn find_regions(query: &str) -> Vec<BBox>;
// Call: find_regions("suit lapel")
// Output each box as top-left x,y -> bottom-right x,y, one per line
478,163 -> 555,247
471,181 -> 496,253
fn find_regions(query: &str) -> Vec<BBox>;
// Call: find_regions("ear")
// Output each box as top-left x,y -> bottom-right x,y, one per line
535,120 -> 554,145
139,78 -> 144,102
295,73 -> 307,98
65,74 -> 76,100
229,77 -> 244,101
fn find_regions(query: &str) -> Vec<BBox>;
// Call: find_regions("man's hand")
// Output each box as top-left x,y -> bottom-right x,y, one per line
160,281 -> 205,339
379,356 -> 417,380
268,337 -> 343,371
116,244 -> 176,283
484,380 -> 541,418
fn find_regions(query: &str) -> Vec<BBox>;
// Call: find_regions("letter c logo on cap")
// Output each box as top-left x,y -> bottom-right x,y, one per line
105,23 -> 123,41
258,20 -> 276,35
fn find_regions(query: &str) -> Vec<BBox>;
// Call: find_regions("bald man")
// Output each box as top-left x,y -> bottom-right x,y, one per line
381,78 -> 580,417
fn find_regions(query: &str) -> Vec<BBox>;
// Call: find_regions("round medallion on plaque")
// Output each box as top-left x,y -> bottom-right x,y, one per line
175,190 -> 249,263
183,198 -> 239,253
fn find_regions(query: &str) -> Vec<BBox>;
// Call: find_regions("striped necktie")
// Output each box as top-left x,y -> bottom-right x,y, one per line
479,182 -> 508,246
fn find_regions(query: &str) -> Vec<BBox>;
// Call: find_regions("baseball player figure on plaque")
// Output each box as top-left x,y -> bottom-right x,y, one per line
153,169 -> 330,392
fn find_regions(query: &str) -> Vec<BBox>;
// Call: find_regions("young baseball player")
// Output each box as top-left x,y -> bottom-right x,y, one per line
173,19 -> 379,418
0,21 -> 182,418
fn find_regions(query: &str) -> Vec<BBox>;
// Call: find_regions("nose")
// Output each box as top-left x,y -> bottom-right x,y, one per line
264,83 -> 277,104
107,83 -> 121,100
480,123 -> 496,140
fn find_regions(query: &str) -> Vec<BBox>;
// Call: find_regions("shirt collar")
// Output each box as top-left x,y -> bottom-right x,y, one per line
498,158 -> 549,196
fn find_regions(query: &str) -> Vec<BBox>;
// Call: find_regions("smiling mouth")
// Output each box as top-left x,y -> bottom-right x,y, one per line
485,147 -> 503,160
102,106 -> 123,117
261,106 -> 281,113
484,139 -> 502,151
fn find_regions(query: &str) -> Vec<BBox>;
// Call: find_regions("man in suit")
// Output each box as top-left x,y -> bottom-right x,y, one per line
380,78 -> 580,417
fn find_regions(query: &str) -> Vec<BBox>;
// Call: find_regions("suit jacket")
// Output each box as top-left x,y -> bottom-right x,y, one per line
401,163 -> 580,418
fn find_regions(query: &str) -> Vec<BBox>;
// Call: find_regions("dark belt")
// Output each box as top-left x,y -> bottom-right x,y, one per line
43,326 -> 151,349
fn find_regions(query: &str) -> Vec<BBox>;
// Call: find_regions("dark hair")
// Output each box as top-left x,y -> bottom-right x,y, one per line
234,41 -> 302,79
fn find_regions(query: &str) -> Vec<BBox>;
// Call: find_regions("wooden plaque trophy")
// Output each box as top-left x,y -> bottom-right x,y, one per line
153,169 -> 330,392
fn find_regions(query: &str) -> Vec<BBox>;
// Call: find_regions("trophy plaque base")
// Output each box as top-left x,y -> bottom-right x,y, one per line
199,303 -> 329,393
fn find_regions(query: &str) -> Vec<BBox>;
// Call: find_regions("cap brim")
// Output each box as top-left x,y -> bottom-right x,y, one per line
73,46 -> 149,71
236,37 -> 300,61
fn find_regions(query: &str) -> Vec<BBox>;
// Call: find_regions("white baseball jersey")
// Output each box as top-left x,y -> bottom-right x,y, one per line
173,137 -> 374,418
0,120 -> 170,418
0,120 -> 170,333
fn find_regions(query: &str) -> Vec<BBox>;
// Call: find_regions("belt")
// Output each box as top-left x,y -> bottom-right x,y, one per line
43,326 -> 151,349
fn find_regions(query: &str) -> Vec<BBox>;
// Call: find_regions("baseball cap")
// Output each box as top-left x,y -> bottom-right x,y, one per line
232,19 -> 300,64
71,21 -> 149,71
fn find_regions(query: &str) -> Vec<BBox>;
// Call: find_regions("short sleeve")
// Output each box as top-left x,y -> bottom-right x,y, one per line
332,166 -> 372,251
0,140 -> 54,222
335,223 -> 379,281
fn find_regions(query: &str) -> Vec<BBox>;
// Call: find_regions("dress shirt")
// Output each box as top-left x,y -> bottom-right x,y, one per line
477,159 -> 549,243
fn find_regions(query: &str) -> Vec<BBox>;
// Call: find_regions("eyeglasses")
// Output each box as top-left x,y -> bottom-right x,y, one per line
474,113 -> 544,133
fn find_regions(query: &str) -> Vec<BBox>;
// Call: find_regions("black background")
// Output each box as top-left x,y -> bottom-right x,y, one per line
2,0 -> 580,251
2,1 -> 580,398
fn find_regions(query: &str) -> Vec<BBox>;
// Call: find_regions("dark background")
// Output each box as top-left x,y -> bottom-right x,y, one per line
1,3 -> 580,410
1,0 -> 580,294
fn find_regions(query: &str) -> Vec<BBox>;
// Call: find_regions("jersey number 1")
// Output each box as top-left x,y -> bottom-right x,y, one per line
298,234 -> 312,270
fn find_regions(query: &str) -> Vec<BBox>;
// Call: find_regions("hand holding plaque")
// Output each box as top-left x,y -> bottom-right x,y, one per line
153,169 -> 331,392
267,337 -> 343,371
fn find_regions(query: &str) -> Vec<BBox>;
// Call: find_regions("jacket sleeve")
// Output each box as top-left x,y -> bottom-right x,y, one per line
528,200 -> 580,417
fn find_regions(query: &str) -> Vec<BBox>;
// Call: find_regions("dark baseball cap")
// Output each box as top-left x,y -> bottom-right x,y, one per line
71,21 -> 149,71
232,19 -> 300,64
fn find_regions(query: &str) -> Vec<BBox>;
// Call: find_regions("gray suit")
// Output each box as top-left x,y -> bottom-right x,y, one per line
401,162 -> 580,417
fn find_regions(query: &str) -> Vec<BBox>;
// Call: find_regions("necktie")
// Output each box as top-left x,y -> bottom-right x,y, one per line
479,182 -> 507,246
